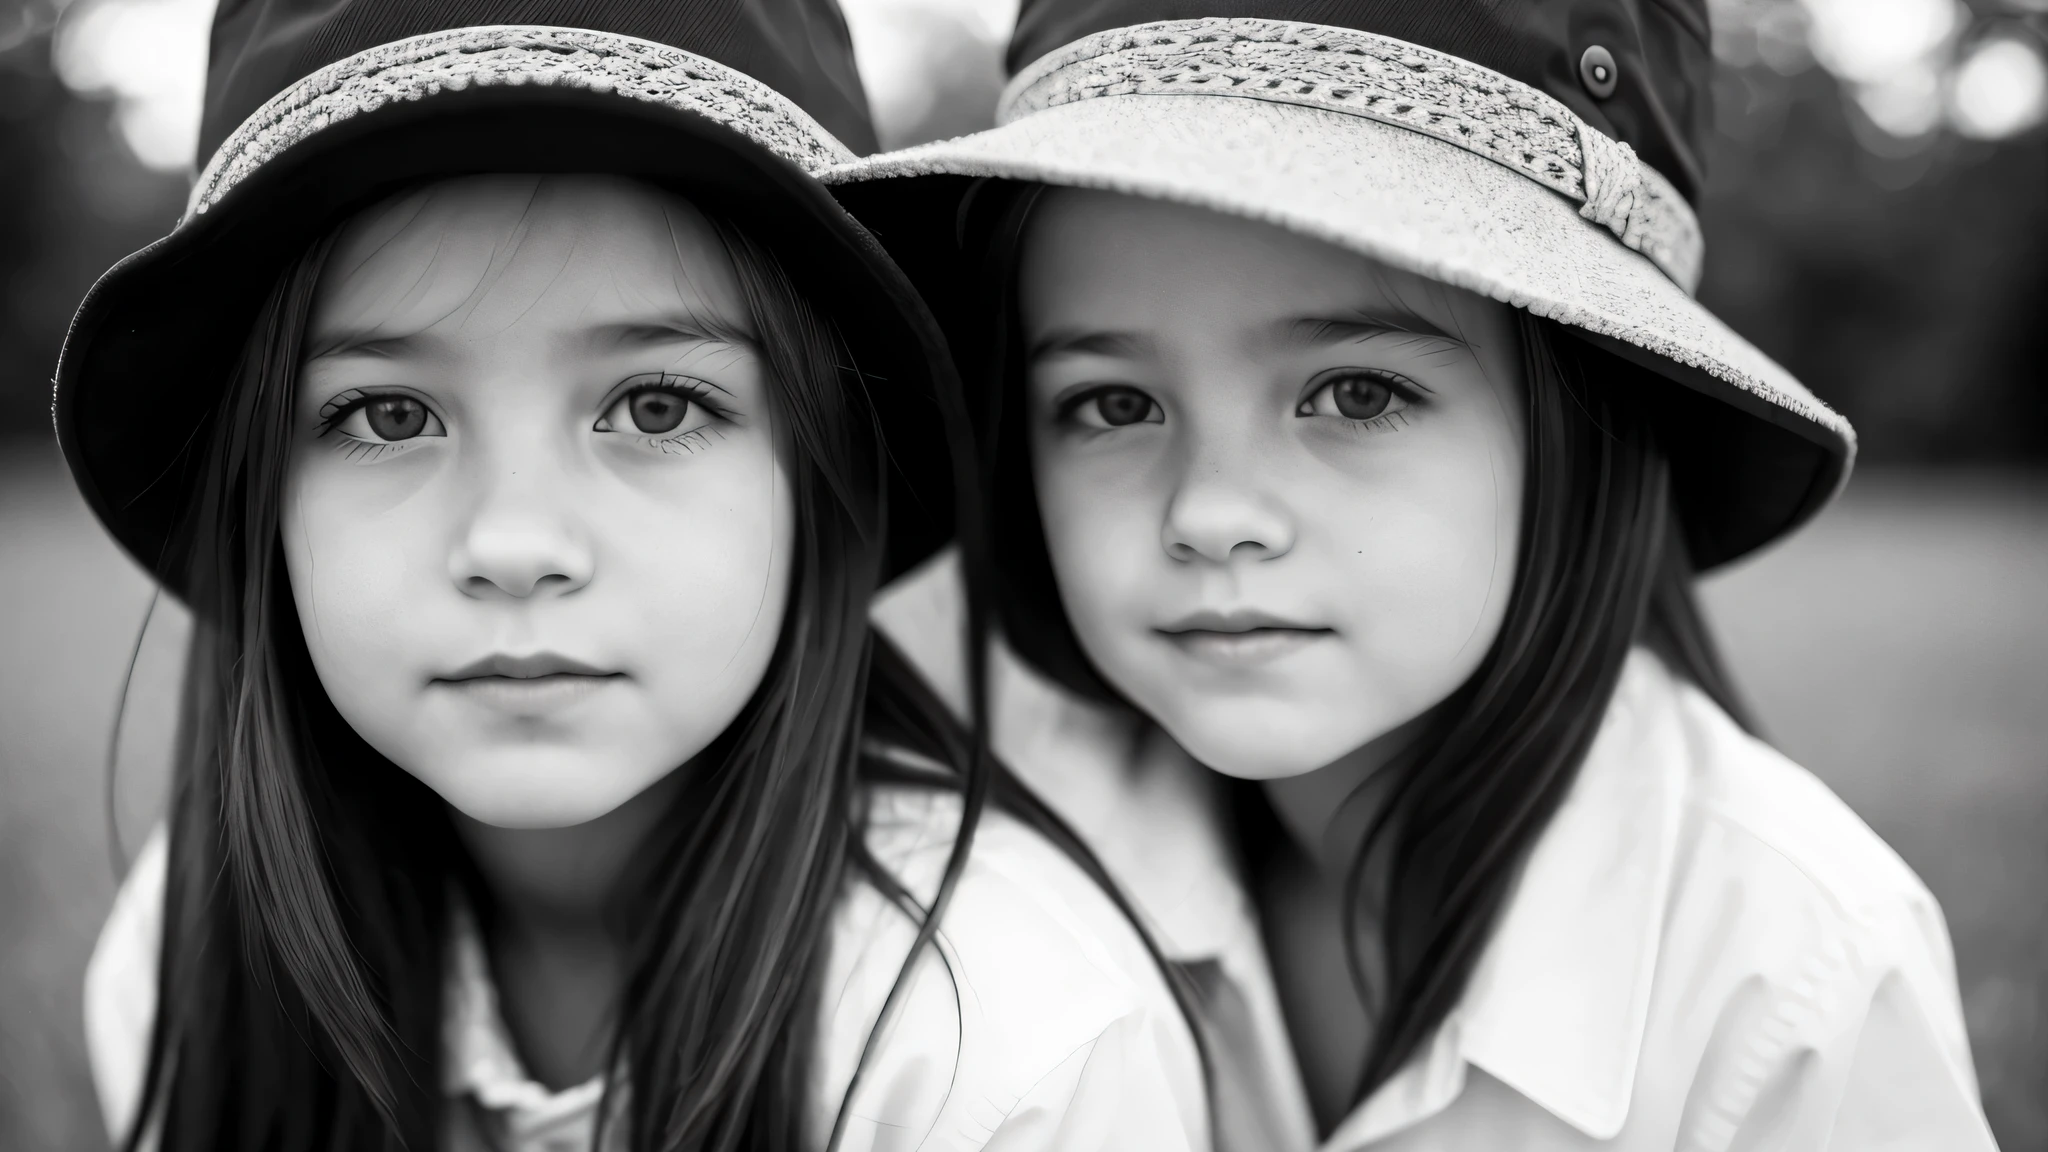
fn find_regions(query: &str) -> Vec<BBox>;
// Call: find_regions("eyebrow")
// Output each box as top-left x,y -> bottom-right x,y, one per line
1026,327 -> 1155,364
583,313 -> 755,351
1284,307 -> 1460,348
305,329 -> 421,361
306,311 -> 756,362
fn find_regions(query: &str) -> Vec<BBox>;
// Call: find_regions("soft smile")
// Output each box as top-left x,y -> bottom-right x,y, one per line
1155,610 -> 1334,667
432,653 -> 625,714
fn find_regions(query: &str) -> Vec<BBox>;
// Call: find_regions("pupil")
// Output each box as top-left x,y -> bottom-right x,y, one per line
1332,376 -> 1392,420
630,390 -> 688,434
365,397 -> 427,441
1097,390 -> 1151,426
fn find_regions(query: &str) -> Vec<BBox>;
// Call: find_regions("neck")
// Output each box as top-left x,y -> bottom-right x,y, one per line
1259,708 -> 1437,883
452,769 -> 687,941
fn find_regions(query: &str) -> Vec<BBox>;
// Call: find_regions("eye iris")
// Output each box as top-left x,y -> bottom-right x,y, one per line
1331,375 -> 1392,420
365,397 -> 428,440
1095,389 -> 1152,427
630,390 -> 688,434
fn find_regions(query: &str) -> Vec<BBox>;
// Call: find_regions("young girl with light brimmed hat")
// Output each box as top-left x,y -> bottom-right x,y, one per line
65,2 -> 1216,1149
832,1 -> 2000,1147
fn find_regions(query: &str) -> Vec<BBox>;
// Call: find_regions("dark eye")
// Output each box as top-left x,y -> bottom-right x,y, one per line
1330,375 -> 1391,419
596,376 -> 717,440
333,394 -> 444,443
628,388 -> 690,433
365,397 -> 428,439
1298,369 -> 1413,423
1067,386 -> 1163,430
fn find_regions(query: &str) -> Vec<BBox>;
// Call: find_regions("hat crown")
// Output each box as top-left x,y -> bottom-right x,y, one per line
1006,0 -> 1711,203
200,0 -> 880,161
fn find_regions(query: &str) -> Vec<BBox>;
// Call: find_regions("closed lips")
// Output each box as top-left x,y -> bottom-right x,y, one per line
434,653 -> 624,712
1156,609 -> 1330,635
1156,612 -> 1333,665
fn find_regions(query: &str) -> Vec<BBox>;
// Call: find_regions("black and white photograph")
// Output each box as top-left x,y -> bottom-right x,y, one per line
1,0 -> 2042,1148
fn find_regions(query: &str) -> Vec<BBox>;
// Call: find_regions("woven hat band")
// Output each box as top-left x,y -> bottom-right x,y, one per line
1001,18 -> 1704,294
190,25 -> 856,222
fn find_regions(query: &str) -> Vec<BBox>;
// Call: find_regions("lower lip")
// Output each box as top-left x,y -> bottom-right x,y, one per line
436,674 -> 622,713
1161,629 -> 1331,666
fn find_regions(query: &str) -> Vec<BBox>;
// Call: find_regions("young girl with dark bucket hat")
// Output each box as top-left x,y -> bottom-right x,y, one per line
65,2 -> 1217,1150
832,0 -> 2001,1147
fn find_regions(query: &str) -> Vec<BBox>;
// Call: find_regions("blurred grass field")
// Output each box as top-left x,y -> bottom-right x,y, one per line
2,443 -> 2043,1150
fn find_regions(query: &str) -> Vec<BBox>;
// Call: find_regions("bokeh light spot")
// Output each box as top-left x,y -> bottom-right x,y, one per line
52,0 -> 215,173
1950,35 -> 2048,140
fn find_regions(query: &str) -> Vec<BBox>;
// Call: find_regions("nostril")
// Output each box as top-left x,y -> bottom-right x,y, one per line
462,569 -> 581,599
450,517 -> 594,599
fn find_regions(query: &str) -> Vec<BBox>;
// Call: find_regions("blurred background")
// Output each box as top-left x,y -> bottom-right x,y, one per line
2,0 -> 2044,1146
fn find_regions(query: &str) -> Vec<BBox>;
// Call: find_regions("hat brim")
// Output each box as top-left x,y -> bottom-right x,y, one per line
828,94 -> 1854,568
57,78 -> 961,601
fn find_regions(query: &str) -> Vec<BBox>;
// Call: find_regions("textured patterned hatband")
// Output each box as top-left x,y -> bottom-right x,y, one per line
1003,19 -> 1703,293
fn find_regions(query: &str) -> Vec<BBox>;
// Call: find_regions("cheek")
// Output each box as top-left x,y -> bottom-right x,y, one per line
1317,419 -> 1523,691
280,451 -> 447,689
594,443 -> 796,696
1029,436 -> 1163,635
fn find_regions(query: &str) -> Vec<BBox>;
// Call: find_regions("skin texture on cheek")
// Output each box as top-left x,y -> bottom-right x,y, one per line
281,175 -> 795,829
1021,191 -> 1525,780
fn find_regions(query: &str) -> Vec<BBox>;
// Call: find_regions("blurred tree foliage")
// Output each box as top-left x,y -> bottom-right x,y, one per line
0,0 -> 183,444
1701,61 -> 2048,463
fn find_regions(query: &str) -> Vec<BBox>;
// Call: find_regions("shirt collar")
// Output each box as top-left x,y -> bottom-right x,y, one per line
441,901 -> 611,1120
1331,649 -> 1691,1146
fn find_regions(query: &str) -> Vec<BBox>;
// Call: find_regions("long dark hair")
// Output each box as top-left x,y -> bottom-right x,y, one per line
128,200 -> 982,1152
965,183 -> 1751,1109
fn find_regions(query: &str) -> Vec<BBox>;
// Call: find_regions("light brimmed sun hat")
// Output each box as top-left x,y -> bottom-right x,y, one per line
54,0 -> 966,601
827,0 -> 1856,567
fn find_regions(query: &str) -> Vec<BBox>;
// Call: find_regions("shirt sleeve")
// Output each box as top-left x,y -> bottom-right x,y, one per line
1692,881 -> 1998,1152
814,794 -> 1210,1152
1814,864 -> 1997,1152
979,1010 -> 1203,1152
831,991 -> 1206,1152
82,824 -> 168,1150
1820,969 -> 1999,1152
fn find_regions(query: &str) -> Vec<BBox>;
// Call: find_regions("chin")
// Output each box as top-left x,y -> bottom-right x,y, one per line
1147,695 -> 1383,781
416,751 -> 660,829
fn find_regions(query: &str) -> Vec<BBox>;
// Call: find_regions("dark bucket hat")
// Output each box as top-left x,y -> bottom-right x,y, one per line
829,0 -> 1856,569
54,0 -> 967,600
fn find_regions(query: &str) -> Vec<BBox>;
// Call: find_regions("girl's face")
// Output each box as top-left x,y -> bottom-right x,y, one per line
1019,191 -> 1525,779
283,175 -> 794,828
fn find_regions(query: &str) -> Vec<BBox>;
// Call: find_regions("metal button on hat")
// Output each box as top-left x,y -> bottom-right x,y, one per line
1581,45 -> 1620,99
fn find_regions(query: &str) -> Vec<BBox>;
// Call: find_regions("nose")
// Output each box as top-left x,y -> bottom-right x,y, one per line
1161,457 -> 1296,565
448,468 -> 595,600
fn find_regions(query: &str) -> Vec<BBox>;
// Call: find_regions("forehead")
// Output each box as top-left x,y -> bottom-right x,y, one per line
1017,189 -> 1498,342
311,175 -> 746,346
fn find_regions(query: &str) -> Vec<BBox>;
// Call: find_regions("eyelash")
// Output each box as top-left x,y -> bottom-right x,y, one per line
597,374 -> 730,453
315,389 -> 439,462
313,388 -> 369,436
1296,367 -> 1423,434
648,426 -> 720,455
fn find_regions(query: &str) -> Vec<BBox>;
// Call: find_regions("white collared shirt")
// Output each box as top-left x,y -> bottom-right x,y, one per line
83,787 -> 1210,1152
875,553 -> 1999,1151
